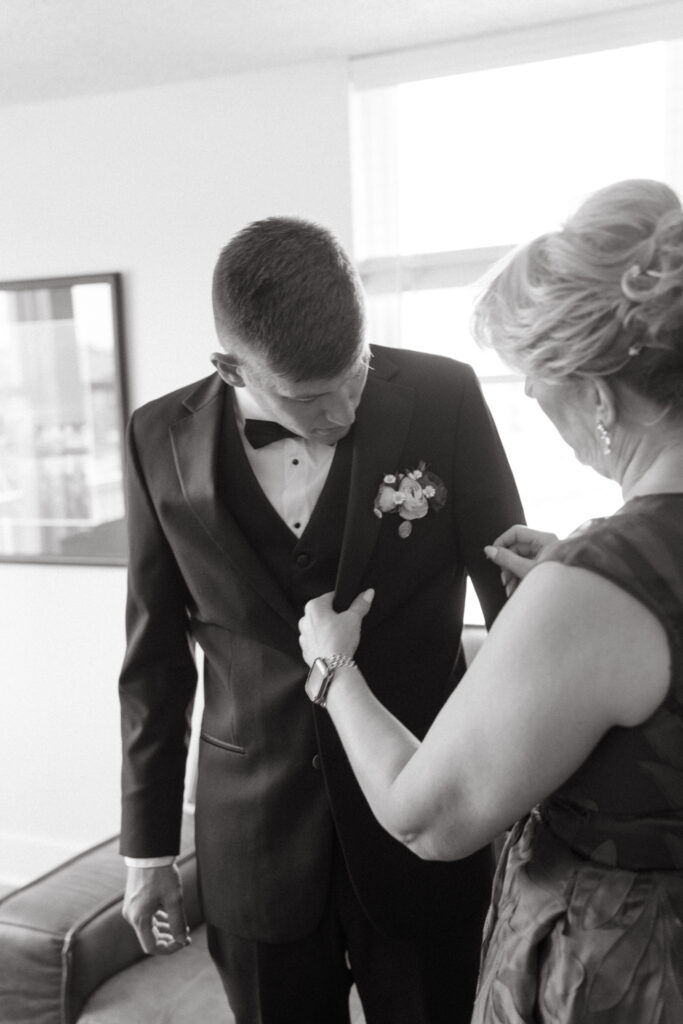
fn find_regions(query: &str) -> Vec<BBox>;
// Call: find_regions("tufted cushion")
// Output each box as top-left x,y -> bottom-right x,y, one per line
0,814 -> 200,1024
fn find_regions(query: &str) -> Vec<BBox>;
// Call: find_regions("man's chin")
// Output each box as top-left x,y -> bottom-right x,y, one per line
312,426 -> 351,445
303,424 -> 349,444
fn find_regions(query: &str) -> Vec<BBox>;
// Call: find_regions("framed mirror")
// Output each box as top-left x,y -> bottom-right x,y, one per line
0,273 -> 129,564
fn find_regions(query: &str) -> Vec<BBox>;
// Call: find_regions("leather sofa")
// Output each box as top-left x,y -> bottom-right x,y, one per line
0,813 -> 227,1024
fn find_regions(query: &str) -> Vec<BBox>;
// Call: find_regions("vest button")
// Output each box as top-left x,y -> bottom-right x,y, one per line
295,552 -> 311,568
312,754 -> 321,770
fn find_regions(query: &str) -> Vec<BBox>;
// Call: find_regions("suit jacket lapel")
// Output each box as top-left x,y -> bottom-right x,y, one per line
170,375 -> 299,630
334,352 -> 415,610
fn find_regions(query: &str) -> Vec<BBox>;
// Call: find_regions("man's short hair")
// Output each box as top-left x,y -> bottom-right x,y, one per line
212,217 -> 366,381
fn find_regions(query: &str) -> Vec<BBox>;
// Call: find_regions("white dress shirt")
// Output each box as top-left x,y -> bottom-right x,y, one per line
232,386 -> 336,537
125,384 -> 337,868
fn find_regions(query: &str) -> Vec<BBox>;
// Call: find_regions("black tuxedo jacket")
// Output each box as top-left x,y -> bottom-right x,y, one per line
119,345 -> 524,943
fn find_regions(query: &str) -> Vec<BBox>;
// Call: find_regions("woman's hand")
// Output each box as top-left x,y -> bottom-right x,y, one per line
299,589 -> 375,667
484,524 -> 559,597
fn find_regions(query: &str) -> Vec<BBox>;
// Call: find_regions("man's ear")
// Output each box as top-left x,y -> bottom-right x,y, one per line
211,352 -> 246,388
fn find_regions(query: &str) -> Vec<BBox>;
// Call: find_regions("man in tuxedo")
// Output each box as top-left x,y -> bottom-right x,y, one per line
120,217 -> 524,1024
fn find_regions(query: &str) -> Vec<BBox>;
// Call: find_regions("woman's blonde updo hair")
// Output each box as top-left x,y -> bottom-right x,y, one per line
472,179 -> 683,410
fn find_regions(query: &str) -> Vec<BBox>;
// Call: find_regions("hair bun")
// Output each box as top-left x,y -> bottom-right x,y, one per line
619,208 -> 683,340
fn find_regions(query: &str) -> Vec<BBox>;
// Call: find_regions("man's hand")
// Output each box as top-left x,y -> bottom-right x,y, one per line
484,524 -> 559,597
122,863 -> 190,955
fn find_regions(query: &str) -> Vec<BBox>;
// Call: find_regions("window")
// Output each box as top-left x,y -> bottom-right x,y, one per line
0,274 -> 128,564
350,35 -> 683,621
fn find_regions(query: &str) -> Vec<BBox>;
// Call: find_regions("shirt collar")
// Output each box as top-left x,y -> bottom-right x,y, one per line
232,385 -> 273,428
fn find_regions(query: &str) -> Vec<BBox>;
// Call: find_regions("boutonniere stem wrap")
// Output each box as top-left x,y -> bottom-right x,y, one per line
373,461 -> 447,538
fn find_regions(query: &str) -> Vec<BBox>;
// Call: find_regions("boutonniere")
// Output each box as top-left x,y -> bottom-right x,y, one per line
373,460 -> 447,538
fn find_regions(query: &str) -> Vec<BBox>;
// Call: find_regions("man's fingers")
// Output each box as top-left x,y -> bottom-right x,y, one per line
146,906 -> 191,954
152,911 -> 173,937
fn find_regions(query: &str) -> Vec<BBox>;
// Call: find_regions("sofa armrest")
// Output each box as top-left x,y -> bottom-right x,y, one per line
0,813 -> 200,1024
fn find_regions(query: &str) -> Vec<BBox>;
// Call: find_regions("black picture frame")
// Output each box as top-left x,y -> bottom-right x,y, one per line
0,273 -> 129,565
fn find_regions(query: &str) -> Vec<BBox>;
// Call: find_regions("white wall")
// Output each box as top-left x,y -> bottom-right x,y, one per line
0,61 -> 353,886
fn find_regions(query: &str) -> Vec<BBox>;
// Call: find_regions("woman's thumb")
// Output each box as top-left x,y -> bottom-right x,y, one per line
350,588 -> 375,617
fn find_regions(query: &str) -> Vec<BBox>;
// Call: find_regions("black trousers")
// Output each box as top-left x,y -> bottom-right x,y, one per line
206,842 -> 482,1024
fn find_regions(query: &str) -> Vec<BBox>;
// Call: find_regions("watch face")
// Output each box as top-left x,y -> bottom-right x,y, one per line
306,657 -> 328,702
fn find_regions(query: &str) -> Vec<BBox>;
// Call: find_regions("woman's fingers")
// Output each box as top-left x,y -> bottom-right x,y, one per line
491,524 -> 559,559
491,523 -> 532,549
484,544 -> 535,581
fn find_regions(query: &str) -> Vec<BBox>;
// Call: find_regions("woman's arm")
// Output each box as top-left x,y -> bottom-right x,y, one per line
300,563 -> 670,861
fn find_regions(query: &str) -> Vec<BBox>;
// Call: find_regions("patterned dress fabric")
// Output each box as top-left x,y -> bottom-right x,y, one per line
472,494 -> 683,1023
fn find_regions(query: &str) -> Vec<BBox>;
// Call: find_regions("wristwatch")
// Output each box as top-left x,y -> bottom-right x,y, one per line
305,654 -> 357,708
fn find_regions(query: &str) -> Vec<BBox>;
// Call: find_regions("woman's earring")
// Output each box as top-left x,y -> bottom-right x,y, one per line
596,421 -> 612,456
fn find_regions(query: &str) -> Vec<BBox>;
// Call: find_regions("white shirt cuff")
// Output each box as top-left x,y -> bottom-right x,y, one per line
124,855 -> 176,867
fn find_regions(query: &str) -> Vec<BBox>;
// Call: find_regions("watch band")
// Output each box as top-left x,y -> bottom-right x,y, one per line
314,654 -> 357,708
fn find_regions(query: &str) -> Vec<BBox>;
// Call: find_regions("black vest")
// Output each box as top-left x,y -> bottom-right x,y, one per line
216,391 -> 353,615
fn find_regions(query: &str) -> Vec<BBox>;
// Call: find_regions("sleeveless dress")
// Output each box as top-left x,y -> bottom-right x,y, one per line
472,493 -> 683,1023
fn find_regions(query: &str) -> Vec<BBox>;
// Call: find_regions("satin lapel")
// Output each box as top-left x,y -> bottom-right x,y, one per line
169,382 -> 298,630
334,370 -> 415,610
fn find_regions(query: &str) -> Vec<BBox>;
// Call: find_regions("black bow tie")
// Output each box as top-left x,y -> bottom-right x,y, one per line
244,419 -> 301,449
